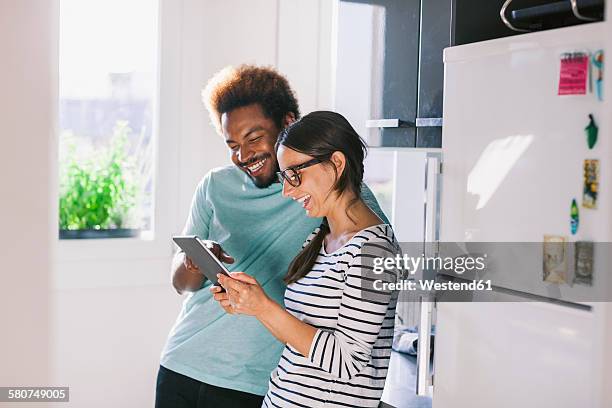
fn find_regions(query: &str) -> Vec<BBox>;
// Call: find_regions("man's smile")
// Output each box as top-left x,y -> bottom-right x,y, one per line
245,157 -> 267,175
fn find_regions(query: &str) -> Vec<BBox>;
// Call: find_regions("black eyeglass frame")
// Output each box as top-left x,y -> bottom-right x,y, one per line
277,157 -> 326,187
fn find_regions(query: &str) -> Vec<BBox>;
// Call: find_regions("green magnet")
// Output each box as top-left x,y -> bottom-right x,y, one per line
571,198 -> 579,235
585,114 -> 598,149
592,50 -> 603,101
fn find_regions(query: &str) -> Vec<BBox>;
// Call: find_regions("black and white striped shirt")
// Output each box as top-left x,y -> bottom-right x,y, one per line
263,224 -> 399,408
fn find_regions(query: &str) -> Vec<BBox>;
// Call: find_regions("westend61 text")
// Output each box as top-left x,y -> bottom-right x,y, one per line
372,279 -> 493,292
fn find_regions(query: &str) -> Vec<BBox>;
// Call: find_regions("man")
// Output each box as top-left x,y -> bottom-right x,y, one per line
155,65 -> 388,408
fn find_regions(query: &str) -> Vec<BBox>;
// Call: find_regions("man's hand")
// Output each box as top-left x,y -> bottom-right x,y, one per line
171,241 -> 234,294
200,240 -> 235,264
182,252 -> 200,273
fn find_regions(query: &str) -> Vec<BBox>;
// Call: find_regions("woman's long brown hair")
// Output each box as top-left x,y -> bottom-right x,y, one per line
277,111 -> 367,284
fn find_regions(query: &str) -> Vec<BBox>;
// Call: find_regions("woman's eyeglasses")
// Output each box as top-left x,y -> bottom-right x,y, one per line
277,158 -> 324,187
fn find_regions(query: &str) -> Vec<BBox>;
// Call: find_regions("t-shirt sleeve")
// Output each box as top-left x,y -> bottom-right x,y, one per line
182,173 -> 213,240
360,183 -> 390,225
301,227 -> 321,249
307,233 -> 398,380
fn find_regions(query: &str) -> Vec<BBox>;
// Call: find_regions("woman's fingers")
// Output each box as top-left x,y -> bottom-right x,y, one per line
210,285 -> 234,311
209,284 -> 236,314
217,274 -> 245,293
209,285 -> 228,301
220,299 -> 232,308
209,278 -> 246,315
227,287 -> 242,307
219,300 -> 235,314
212,291 -> 229,302
229,271 -> 258,285
215,273 -> 263,316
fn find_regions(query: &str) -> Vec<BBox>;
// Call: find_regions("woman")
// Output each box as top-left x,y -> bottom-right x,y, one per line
212,111 -> 399,407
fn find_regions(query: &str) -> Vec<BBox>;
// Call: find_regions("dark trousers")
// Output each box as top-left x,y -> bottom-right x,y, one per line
155,365 -> 265,408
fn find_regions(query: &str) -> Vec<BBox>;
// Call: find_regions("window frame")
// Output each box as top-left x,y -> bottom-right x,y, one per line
56,0 -> 181,278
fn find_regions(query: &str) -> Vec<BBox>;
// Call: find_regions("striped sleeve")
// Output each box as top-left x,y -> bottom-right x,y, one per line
307,237 -> 397,380
301,227 -> 321,249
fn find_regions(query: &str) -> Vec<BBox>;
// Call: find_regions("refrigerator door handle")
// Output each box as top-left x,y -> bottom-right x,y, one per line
416,154 -> 441,397
500,0 -> 531,32
416,295 -> 434,396
570,0 -> 599,21
424,155 -> 441,245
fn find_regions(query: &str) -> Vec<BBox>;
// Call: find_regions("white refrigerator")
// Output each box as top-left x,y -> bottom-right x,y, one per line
433,21 -> 612,408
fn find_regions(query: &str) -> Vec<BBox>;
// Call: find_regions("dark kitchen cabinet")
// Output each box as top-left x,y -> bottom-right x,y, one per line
334,0 -> 604,148
334,0 -> 451,148
417,0 -> 452,147
453,0 -> 605,45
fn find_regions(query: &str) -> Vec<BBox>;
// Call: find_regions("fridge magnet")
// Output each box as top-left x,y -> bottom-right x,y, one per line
592,50 -> 604,101
574,241 -> 594,286
543,235 -> 569,284
558,52 -> 589,96
583,159 -> 599,209
585,114 -> 598,149
570,199 -> 579,235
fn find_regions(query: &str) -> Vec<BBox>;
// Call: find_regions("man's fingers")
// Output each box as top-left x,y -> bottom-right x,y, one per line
220,253 -> 235,264
185,257 -> 199,271
203,241 -> 234,264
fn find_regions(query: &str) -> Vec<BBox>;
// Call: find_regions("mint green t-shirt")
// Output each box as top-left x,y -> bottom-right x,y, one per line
160,165 -> 388,396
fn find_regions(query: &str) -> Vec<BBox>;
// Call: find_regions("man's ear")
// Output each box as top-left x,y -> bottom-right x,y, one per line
282,112 -> 297,129
330,151 -> 346,175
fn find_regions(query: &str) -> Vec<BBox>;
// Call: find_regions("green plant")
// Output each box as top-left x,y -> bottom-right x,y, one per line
59,121 -> 142,230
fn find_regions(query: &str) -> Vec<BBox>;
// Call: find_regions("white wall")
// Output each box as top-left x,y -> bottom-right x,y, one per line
51,1 -> 334,407
178,0 -> 335,219
176,0 -> 281,219
278,0 -> 336,114
0,0 -> 56,394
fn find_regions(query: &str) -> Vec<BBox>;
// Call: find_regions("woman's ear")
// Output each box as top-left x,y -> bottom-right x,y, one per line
330,151 -> 346,175
283,112 -> 296,129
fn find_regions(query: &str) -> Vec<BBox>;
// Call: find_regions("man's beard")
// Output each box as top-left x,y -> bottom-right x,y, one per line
238,153 -> 280,189
250,172 -> 277,188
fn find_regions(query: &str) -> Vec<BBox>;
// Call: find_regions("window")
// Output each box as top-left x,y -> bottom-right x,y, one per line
59,0 -> 159,238
363,150 -> 394,220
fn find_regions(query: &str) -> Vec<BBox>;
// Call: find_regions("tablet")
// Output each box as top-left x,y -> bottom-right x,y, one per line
172,236 -> 230,286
